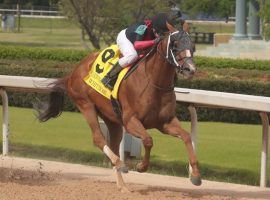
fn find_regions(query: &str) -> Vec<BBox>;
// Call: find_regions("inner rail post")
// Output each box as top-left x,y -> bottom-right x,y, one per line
119,128 -> 125,161
0,88 -> 9,156
259,112 -> 269,187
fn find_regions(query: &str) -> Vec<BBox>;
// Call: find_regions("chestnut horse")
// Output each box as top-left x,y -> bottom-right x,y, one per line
37,29 -> 201,191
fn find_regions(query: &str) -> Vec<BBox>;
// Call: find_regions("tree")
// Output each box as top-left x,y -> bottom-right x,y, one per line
258,0 -> 270,40
60,0 -> 169,49
174,0 -> 235,20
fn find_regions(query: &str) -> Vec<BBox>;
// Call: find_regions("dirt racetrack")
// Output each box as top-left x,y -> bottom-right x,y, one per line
0,156 -> 269,200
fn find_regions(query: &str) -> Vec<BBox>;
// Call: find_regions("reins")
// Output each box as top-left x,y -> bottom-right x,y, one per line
127,31 -> 189,93
143,42 -> 175,92
124,42 -> 175,92
143,32 -> 184,92
124,46 -> 156,79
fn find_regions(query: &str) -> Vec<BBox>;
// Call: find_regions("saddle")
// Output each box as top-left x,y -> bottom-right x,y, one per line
84,45 -> 126,99
84,45 -> 149,100
84,45 -> 148,122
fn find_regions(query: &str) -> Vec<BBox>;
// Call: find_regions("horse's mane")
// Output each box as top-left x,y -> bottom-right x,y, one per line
122,32 -> 175,79
123,44 -> 159,79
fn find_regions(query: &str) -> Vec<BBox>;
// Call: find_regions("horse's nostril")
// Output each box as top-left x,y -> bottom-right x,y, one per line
183,63 -> 196,74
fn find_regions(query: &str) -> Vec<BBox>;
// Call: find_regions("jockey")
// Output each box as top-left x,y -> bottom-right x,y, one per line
101,12 -> 180,90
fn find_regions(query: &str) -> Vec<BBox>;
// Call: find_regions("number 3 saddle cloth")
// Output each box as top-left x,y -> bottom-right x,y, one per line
84,45 -> 129,100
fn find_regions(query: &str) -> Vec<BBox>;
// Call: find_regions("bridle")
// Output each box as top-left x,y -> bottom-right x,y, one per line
156,30 -> 193,74
142,30 -> 194,92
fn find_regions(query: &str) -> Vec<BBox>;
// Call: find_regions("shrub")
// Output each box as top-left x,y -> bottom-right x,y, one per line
2,77 -> 269,124
176,78 -> 270,124
0,45 -> 269,70
0,45 -> 89,62
195,56 -> 270,71
0,45 -> 269,123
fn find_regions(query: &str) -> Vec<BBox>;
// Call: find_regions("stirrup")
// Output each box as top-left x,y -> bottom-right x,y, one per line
101,76 -> 111,85
102,76 -> 116,90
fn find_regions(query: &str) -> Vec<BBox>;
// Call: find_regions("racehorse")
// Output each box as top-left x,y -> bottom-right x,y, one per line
36,29 -> 201,192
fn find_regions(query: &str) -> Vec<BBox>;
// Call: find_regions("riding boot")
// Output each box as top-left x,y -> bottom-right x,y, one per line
101,62 -> 123,90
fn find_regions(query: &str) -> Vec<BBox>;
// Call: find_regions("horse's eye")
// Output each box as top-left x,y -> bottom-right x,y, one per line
172,41 -> 178,48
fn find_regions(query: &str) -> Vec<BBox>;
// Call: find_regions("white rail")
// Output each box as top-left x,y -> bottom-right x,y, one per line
0,75 -> 269,187
0,8 -> 60,15
0,75 -> 56,155
0,75 -> 56,92
174,88 -> 270,188
174,88 -> 270,112
0,8 -> 65,19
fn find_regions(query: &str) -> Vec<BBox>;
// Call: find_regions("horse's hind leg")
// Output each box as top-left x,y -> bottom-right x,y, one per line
102,117 -> 129,192
75,102 -> 125,171
161,117 -> 201,186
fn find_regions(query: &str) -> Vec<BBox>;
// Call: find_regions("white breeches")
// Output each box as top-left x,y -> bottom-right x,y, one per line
117,29 -> 138,67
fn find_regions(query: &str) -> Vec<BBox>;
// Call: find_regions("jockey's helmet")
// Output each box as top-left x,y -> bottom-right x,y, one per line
151,12 -> 178,35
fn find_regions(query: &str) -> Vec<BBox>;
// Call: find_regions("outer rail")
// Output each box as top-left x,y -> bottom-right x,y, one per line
0,75 -> 268,187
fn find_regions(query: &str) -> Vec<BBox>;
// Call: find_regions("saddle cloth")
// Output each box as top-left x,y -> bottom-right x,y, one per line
84,45 -> 129,100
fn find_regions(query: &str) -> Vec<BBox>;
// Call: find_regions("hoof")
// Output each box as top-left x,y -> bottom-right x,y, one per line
118,186 -> 131,193
116,165 -> 129,173
136,162 -> 148,173
190,175 -> 202,186
118,186 -> 131,194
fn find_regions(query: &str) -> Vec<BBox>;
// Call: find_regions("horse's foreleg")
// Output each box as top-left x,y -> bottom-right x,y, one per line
125,116 -> 153,173
78,103 -> 128,192
162,117 -> 202,186
103,118 -> 130,192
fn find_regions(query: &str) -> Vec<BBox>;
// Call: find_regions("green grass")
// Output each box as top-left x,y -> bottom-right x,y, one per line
0,27 -> 87,49
0,17 -> 235,50
190,22 -> 235,33
189,22 -> 235,50
196,67 -> 270,82
18,17 -> 78,29
0,106 -> 269,186
0,17 -> 93,50
8,107 -> 96,153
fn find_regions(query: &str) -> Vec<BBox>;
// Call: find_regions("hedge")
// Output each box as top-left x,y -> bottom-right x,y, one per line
0,45 -> 270,123
0,45 -> 89,62
0,64 -> 71,78
194,56 -> 270,71
176,78 -> 270,124
0,45 -> 270,70
3,75 -> 270,124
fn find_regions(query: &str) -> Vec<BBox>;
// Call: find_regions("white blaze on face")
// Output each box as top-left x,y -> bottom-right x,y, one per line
186,50 -> 191,57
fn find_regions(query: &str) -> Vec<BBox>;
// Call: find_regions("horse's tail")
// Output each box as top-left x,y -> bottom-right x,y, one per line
34,76 -> 69,122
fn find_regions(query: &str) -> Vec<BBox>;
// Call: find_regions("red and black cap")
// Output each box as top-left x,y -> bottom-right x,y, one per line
151,12 -> 179,34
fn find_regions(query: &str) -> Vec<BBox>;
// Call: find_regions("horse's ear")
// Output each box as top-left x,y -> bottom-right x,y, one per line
182,22 -> 189,33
